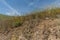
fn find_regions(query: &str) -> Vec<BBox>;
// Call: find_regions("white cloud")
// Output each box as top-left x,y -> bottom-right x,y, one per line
43,0 -> 60,9
6,12 -> 12,15
28,2 -> 34,6
51,0 -> 60,7
6,12 -> 21,16
1,0 -> 21,16
53,0 -> 60,7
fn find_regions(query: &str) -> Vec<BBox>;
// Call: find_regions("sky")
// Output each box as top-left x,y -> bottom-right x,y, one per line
0,0 -> 60,16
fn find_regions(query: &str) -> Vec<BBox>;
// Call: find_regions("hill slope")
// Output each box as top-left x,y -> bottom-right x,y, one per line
0,18 -> 60,40
0,8 -> 60,40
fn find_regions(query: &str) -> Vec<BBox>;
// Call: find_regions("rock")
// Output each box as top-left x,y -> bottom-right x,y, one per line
0,18 -> 60,40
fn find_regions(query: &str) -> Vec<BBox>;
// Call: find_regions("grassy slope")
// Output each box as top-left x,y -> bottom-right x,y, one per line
0,14 -> 13,20
0,8 -> 60,32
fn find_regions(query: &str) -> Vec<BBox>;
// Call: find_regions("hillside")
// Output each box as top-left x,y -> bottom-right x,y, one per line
0,14 -> 12,20
0,8 -> 60,40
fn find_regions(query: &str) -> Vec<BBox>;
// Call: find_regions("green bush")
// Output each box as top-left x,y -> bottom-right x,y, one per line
13,21 -> 22,27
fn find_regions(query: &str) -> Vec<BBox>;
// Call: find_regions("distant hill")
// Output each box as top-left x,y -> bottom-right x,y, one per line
0,14 -> 13,20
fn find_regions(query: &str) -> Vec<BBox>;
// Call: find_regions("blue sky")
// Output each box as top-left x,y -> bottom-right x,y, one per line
0,0 -> 60,16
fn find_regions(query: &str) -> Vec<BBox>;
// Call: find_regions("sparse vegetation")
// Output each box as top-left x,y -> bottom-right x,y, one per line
0,8 -> 60,33
0,8 -> 60,40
